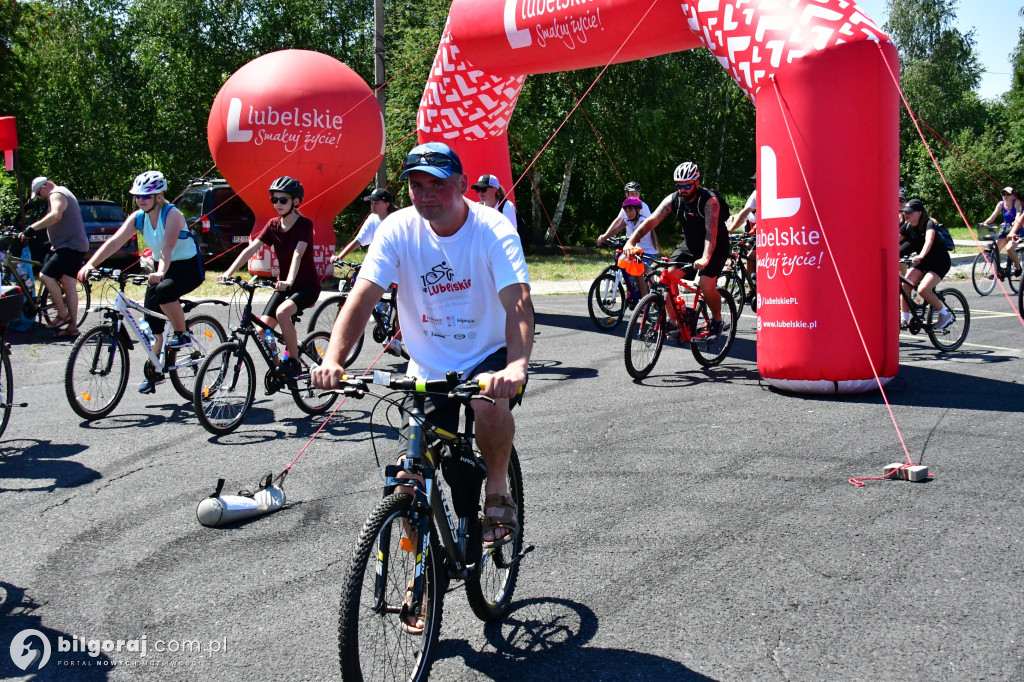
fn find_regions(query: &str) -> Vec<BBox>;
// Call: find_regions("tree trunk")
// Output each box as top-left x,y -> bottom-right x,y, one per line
547,153 -> 575,244
529,165 -> 543,249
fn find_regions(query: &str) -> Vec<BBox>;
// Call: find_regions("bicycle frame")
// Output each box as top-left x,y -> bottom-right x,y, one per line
0,249 -> 43,316
228,281 -> 296,369
106,290 -> 211,374
897,271 -> 934,333
655,267 -> 706,343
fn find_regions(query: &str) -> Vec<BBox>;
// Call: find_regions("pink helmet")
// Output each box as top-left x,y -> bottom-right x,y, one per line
622,197 -> 642,209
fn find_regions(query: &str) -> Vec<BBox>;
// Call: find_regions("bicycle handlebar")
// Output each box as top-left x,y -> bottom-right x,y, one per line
217,276 -> 276,291
333,370 -> 522,402
89,268 -> 148,287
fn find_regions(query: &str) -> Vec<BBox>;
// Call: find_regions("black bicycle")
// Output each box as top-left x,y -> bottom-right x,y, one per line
720,232 -> 757,318
193,277 -> 338,435
334,371 -> 529,682
0,285 -> 28,439
0,229 -> 91,329
307,261 -> 407,362
971,231 -> 1022,296
899,258 -> 970,352
587,237 -> 659,331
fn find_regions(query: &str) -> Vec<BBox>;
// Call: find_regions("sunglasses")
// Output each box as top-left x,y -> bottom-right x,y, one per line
676,183 -> 695,191
270,196 -> 292,205
135,194 -> 153,201
403,152 -> 458,172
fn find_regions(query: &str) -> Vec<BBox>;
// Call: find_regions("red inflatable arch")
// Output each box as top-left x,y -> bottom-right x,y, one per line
415,0 -> 900,394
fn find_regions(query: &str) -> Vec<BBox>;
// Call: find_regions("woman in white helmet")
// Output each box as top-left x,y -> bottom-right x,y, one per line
78,170 -> 205,393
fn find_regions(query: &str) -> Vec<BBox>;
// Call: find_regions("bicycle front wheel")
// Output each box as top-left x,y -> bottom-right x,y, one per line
193,342 -> 256,435
39,279 -> 91,328
64,325 -> 130,420
466,446 -> 524,622
338,493 -> 444,682
971,252 -> 996,296
0,347 -> 13,439
168,314 -> 227,402
690,288 -> 738,367
291,331 -> 340,415
587,265 -> 626,330
927,289 -> 970,352
623,293 -> 666,380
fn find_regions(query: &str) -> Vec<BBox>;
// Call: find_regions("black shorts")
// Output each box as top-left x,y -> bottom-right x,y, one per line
396,347 -> 526,459
144,256 -> 204,334
668,243 -> 729,279
41,248 -> 87,280
911,249 -> 951,279
262,287 -> 320,320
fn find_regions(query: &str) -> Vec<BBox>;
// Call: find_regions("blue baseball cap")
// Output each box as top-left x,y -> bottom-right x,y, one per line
399,142 -> 463,180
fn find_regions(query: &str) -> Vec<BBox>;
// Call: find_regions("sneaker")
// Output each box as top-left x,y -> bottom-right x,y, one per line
138,374 -> 165,394
277,357 -> 301,379
166,331 -> 191,348
384,338 -> 404,357
935,308 -> 954,330
665,319 -> 680,341
900,312 -> 912,329
1013,265 -> 1023,277
706,319 -> 724,341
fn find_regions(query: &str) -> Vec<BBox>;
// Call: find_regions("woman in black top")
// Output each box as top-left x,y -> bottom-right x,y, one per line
899,198 -> 952,329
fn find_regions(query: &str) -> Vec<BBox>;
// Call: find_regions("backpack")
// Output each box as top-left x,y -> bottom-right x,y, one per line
135,203 -> 205,278
932,220 -> 954,251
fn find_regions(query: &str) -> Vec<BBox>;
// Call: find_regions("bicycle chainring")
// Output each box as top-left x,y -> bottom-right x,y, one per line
143,359 -> 161,382
264,369 -> 283,395
371,324 -> 386,344
908,318 -> 922,334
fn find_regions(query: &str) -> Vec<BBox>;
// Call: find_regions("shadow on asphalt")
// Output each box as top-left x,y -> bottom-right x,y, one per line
0,438 -> 97,493
528,359 -> 599,382
0,581 -> 111,679
536,311 -> 609,335
435,596 -> 714,681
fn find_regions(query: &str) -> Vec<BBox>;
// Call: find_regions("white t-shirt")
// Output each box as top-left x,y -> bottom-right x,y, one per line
617,200 -> 651,223
744,191 -> 757,225
496,199 -> 517,229
360,202 -> 530,380
625,216 -> 657,255
354,213 -> 382,246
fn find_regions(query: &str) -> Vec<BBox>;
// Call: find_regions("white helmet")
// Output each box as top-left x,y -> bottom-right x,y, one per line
673,162 -> 700,183
130,170 -> 167,195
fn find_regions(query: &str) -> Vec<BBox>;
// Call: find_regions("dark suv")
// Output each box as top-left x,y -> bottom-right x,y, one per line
80,200 -> 136,265
177,179 -> 256,259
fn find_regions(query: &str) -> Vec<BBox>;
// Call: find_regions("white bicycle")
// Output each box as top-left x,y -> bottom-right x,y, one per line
65,269 -> 227,419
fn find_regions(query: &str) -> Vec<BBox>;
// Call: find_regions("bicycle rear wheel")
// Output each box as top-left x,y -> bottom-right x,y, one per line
291,331 -> 340,414
721,270 -> 746,319
465,446 -> 524,622
39,279 -> 91,328
927,289 -> 970,352
64,325 -> 129,420
193,341 -> 256,435
690,288 -> 737,367
587,265 -> 626,330
338,493 -> 443,682
623,293 -> 666,380
168,314 -> 227,401
308,295 -> 363,366
0,347 -> 13,439
971,252 -> 996,296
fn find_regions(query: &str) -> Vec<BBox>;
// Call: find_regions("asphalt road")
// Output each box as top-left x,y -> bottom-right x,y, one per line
0,282 -> 1022,681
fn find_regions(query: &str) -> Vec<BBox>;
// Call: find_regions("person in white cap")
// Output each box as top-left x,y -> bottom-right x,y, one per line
981,187 -> 1023,277
471,174 -> 517,229
332,187 -> 398,262
23,176 -> 89,336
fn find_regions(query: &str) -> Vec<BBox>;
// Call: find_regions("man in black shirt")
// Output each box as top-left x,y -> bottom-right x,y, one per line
623,161 -> 729,338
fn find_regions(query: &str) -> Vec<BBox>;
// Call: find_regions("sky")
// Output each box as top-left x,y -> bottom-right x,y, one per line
854,0 -> 1022,100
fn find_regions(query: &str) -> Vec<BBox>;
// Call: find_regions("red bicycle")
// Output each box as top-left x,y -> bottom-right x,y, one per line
623,258 -> 738,379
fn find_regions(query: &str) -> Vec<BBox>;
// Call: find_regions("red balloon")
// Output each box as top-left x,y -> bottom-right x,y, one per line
208,50 -> 384,276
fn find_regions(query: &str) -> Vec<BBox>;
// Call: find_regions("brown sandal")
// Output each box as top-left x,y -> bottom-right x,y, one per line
482,493 -> 519,549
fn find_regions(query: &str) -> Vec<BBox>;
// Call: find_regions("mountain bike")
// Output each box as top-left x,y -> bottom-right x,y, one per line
307,261 -> 407,362
587,237 -> 658,331
333,371 -> 530,682
720,233 -> 757,318
971,231 -> 1022,296
192,277 -> 338,435
623,258 -> 738,379
0,286 -> 29,439
0,229 -> 91,329
899,258 -> 970,352
64,270 -> 228,419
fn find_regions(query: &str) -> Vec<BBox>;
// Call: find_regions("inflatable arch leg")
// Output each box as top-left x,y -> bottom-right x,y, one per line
416,1 -> 899,395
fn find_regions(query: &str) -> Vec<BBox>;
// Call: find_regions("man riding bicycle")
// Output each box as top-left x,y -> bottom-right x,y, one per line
312,141 -> 533,548
622,161 -> 729,339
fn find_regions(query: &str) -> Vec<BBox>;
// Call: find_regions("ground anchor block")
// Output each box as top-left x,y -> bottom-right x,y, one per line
883,463 -> 929,482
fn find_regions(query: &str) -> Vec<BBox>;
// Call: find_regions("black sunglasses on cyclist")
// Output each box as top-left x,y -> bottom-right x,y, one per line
135,194 -> 153,201
402,152 -> 458,173
270,196 -> 292,205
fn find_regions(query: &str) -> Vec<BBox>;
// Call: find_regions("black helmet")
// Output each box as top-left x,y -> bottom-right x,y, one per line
269,176 -> 304,200
624,181 -> 641,193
